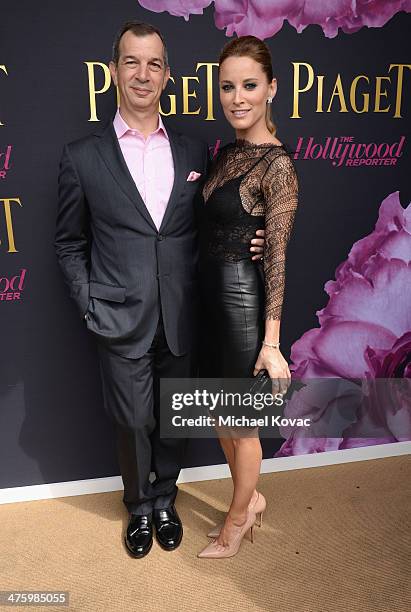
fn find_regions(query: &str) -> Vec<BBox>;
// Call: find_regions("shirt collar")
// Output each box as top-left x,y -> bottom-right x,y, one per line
113,108 -> 169,140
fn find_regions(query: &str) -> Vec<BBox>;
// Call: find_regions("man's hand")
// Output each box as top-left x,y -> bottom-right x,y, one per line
251,228 -> 265,261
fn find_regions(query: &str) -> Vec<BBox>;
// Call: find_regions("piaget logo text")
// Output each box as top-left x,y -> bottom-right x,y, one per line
0,197 -> 22,253
84,61 -> 411,122
291,63 -> 411,118
0,64 -> 7,126
85,61 -> 219,122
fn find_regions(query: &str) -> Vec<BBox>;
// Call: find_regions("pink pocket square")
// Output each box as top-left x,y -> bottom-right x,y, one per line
186,171 -> 202,182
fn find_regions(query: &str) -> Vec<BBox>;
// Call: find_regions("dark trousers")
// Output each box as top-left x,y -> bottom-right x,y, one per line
96,314 -> 195,515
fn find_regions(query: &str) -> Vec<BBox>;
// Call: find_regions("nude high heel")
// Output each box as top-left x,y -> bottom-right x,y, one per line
197,511 -> 257,559
207,492 -> 266,538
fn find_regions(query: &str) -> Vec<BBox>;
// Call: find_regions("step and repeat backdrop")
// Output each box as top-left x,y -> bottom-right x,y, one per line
1,1 -> 410,489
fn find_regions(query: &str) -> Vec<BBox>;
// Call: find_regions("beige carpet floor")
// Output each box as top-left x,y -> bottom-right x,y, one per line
0,455 -> 410,612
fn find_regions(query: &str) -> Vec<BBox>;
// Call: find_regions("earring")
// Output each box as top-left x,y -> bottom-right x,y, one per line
267,97 -> 273,104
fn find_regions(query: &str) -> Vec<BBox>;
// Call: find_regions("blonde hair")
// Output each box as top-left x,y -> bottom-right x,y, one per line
219,36 -> 277,136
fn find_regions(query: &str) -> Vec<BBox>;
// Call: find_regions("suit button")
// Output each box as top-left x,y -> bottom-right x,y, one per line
157,234 -> 164,241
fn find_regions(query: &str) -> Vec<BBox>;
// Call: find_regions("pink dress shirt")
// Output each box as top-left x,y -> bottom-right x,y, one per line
113,109 -> 174,230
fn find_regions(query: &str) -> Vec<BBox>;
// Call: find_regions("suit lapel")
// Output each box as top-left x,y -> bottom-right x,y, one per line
94,121 -> 157,230
159,124 -> 187,233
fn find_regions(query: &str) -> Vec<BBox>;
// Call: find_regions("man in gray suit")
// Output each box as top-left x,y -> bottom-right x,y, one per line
55,20 -> 263,558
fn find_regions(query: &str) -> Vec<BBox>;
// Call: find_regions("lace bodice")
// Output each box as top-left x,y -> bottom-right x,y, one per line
200,139 -> 298,320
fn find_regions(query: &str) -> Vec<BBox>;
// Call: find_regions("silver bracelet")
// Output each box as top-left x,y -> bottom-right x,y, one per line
262,340 -> 280,349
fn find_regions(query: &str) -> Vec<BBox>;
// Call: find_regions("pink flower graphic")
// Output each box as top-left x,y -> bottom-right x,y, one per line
138,0 -> 411,38
275,191 -> 411,457
138,0 -> 212,20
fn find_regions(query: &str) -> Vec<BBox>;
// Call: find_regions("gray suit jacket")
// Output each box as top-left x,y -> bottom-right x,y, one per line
55,118 -> 209,358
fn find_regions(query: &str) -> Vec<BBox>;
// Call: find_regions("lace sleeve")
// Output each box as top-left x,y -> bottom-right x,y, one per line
262,152 -> 298,320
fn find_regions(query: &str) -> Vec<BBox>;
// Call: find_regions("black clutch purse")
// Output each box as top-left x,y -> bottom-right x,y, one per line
249,369 -> 271,395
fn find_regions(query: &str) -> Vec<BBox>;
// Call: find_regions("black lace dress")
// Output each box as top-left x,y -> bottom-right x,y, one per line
198,139 -> 298,378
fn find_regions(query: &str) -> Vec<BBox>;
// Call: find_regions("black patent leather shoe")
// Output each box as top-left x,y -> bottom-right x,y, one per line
153,505 -> 183,551
124,512 -> 153,558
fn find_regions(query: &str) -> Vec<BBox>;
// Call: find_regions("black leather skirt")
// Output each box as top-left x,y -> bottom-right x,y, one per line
199,256 -> 265,378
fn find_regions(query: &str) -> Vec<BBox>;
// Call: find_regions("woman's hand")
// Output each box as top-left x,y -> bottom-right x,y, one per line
253,345 -> 291,395
250,228 -> 265,261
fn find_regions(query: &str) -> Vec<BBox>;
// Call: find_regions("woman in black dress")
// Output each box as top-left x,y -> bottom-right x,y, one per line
197,36 -> 299,558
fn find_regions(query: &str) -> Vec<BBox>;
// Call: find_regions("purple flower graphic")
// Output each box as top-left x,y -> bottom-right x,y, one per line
138,0 -> 411,39
138,0 -> 212,20
275,191 -> 411,457
366,332 -> 411,378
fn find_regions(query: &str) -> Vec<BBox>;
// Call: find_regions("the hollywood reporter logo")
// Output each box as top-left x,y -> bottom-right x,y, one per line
0,268 -> 26,302
294,135 -> 405,167
0,145 -> 12,179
